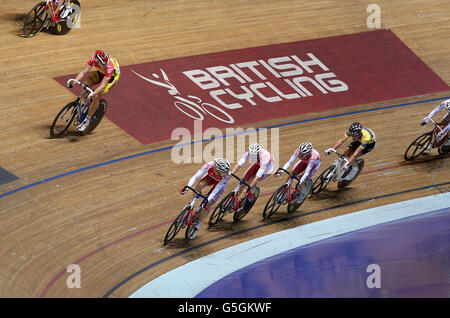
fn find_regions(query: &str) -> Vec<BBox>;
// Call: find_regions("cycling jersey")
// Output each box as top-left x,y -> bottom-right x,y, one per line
88,55 -> 120,78
237,148 -> 274,178
282,148 -> 321,184
345,128 -> 376,149
187,161 -> 231,203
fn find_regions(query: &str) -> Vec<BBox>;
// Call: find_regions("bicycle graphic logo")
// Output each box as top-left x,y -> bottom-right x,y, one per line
131,69 -> 234,124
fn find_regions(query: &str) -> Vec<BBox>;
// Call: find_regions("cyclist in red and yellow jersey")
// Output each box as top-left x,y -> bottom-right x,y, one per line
69,50 -> 120,131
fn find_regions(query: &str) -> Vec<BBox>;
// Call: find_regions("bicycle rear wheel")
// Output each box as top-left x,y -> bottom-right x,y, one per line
263,184 -> 288,219
24,1 -> 49,38
338,159 -> 365,190
50,101 -> 77,138
311,165 -> 335,194
287,179 -> 312,213
53,0 -> 81,35
208,191 -> 235,227
81,99 -> 108,135
164,205 -> 190,245
404,132 -> 433,161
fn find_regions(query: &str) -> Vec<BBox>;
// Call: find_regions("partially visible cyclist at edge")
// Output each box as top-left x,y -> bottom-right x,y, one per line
180,158 -> 232,239
68,50 -> 120,132
230,143 -> 274,210
325,122 -> 376,172
420,99 -> 450,149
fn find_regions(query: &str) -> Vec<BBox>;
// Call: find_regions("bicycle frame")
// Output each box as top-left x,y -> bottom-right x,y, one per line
326,149 -> 349,184
424,117 -> 444,139
228,174 -> 252,210
181,186 -> 209,227
40,0 -> 67,23
66,79 -> 94,123
276,168 -> 301,203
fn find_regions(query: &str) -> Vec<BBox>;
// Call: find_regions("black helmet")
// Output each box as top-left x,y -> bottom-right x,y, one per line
349,122 -> 362,135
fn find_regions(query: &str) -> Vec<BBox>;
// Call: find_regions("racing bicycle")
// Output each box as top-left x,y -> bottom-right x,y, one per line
24,0 -> 81,38
164,186 -> 210,244
263,168 -> 313,219
50,79 -> 107,138
311,149 -> 364,194
404,117 -> 450,161
208,173 -> 258,227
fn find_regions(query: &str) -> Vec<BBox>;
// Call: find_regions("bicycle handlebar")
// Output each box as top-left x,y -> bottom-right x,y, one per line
424,117 -> 443,132
66,78 -> 94,100
328,149 -> 349,164
231,173 -> 251,189
276,168 -> 301,181
181,186 -> 209,200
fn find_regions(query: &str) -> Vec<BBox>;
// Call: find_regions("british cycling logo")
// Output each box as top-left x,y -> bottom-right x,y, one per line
130,52 -> 349,124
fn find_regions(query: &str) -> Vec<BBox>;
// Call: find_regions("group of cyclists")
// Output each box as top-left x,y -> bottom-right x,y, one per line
70,48 -> 450,241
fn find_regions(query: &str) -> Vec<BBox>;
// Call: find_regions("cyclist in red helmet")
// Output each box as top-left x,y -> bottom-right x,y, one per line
69,50 -> 120,132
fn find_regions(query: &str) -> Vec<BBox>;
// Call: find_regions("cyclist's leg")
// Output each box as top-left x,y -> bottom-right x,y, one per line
345,141 -> 359,158
292,161 -> 307,187
87,74 -> 118,118
240,163 -> 259,195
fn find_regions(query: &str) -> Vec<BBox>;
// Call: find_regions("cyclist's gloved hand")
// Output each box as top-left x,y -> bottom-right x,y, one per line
274,171 -> 281,177
180,188 -> 188,195
325,148 -> 335,155
343,163 -> 350,171
66,80 -> 73,88
420,118 -> 428,126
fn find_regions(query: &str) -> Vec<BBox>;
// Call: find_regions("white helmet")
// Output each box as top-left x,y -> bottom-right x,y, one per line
299,142 -> 313,156
214,158 -> 231,173
248,143 -> 261,160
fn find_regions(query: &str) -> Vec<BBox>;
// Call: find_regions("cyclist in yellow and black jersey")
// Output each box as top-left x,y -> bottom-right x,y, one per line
325,122 -> 376,170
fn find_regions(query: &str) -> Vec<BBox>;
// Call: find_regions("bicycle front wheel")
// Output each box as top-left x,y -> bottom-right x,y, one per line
263,184 -> 288,219
24,1 -> 49,38
164,206 -> 190,245
50,101 -> 77,138
208,191 -> 235,227
311,165 -> 335,194
404,132 -> 433,161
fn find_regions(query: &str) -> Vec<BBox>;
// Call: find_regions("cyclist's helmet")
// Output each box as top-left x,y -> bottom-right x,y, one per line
95,50 -> 110,66
214,158 -> 231,173
248,143 -> 261,160
444,100 -> 450,113
349,122 -> 363,135
299,142 -> 313,156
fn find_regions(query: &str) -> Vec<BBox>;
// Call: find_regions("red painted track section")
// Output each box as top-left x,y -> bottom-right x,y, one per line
54,30 -> 449,145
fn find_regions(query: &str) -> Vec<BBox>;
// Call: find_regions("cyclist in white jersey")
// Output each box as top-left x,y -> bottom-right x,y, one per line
180,158 -> 231,239
276,142 -> 321,188
230,143 -> 274,208
420,99 -> 450,148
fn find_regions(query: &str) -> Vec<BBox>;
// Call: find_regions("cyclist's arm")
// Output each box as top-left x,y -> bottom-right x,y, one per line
187,166 -> 208,188
231,153 -> 248,174
424,101 -> 446,122
332,134 -> 348,150
74,63 -> 92,82
282,151 -> 298,171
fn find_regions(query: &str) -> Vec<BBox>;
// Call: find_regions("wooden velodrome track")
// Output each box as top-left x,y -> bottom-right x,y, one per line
0,0 -> 449,298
